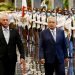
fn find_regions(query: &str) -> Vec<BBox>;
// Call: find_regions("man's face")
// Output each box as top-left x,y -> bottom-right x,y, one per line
48,18 -> 56,30
1,15 -> 9,28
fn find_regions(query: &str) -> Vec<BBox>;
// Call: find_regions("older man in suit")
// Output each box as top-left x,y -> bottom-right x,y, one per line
0,13 -> 25,75
39,16 -> 68,75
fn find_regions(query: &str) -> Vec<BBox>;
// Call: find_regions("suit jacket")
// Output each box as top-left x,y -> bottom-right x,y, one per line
0,26 -> 25,62
39,28 -> 68,63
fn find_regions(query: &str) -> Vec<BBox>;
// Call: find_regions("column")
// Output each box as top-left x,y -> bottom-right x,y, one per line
69,0 -> 73,10
31,0 -> 34,10
51,0 -> 54,9
73,0 -> 75,8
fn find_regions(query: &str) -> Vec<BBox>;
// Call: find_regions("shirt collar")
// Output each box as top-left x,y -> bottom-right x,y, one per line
49,28 -> 56,32
2,26 -> 9,31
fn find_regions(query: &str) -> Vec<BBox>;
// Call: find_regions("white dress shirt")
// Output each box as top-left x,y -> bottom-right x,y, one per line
50,28 -> 56,41
2,26 -> 10,44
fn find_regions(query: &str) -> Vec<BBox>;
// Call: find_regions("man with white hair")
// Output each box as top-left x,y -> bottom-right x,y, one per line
0,13 -> 26,75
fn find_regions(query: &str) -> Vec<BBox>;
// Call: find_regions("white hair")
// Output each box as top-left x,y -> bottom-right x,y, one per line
0,12 -> 9,19
0,12 -> 9,22
47,16 -> 56,23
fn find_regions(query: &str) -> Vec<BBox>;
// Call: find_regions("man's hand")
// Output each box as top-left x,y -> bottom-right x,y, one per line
40,59 -> 45,64
64,58 -> 69,63
20,58 -> 26,74
65,58 -> 69,62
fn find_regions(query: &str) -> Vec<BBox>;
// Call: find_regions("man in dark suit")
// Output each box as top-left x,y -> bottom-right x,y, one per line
39,16 -> 68,75
0,13 -> 25,75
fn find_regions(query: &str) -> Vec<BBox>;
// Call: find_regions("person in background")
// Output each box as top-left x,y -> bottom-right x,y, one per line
0,13 -> 26,75
66,31 -> 73,58
39,16 -> 68,75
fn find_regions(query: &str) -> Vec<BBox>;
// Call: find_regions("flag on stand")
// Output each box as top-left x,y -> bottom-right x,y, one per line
22,0 -> 27,17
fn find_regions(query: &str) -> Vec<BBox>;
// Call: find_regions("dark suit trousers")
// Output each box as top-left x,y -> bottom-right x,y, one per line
44,58 -> 65,75
0,56 -> 16,75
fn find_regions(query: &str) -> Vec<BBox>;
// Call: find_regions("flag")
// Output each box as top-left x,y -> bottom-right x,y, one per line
22,0 -> 27,17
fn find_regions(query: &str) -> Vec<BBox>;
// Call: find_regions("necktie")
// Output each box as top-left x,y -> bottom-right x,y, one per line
52,30 -> 56,41
4,28 -> 9,44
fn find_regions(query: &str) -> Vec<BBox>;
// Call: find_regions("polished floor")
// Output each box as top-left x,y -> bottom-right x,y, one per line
15,47 -> 75,75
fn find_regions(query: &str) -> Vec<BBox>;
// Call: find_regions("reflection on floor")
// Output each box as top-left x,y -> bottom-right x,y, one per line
15,46 -> 75,75
15,56 -> 75,75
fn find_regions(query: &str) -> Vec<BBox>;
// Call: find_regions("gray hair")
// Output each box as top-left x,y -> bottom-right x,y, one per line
0,12 -> 9,20
47,16 -> 56,23
0,12 -> 9,23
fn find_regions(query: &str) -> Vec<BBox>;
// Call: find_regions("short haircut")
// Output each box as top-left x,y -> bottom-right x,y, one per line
47,16 -> 56,23
0,12 -> 9,20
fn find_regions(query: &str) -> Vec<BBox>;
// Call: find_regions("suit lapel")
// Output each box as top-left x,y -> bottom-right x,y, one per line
47,29 -> 55,43
0,27 -> 13,45
8,28 -> 13,45
56,28 -> 60,43
0,27 -> 7,45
